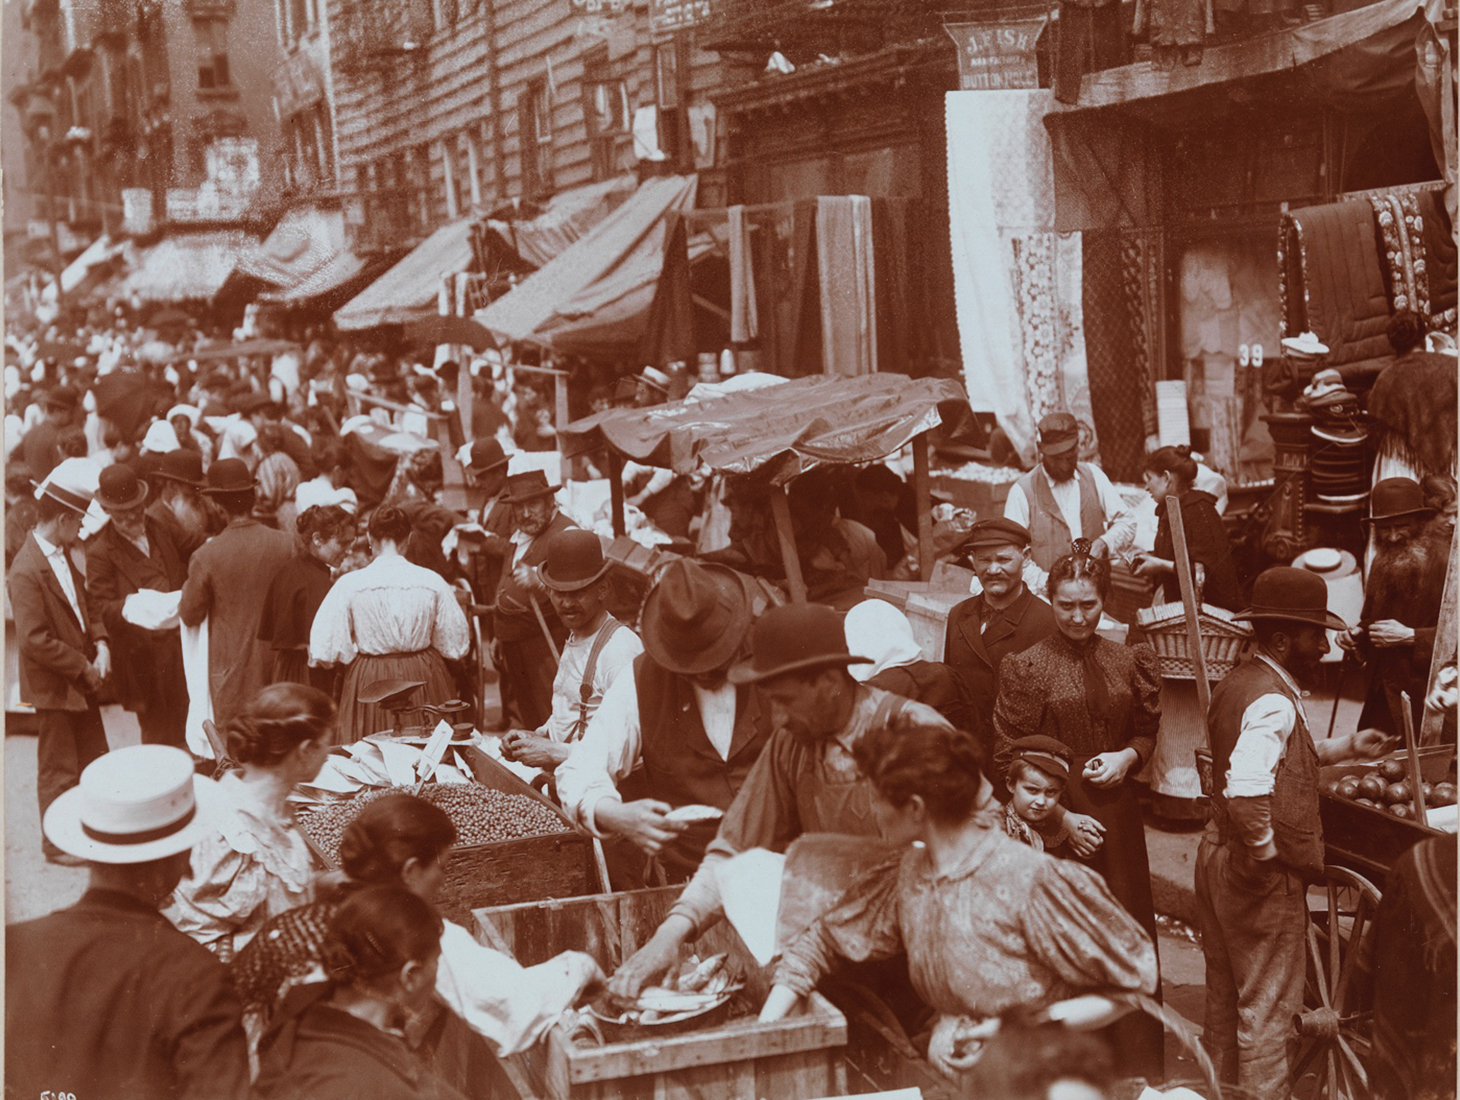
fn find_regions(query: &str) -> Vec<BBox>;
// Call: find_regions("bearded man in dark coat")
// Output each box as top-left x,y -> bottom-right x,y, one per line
1340,477 -> 1453,735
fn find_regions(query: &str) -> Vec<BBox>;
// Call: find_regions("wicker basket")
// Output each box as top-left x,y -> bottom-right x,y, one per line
1136,602 -> 1252,681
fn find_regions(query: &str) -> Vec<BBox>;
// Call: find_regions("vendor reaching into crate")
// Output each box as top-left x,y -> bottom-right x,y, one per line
499,529 -> 642,772
604,600 -> 952,1000
555,559 -> 774,886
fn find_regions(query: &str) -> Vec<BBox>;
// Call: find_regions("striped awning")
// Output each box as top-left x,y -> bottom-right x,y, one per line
122,230 -> 256,303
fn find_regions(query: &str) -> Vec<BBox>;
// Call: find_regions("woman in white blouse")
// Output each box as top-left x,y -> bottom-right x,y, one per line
309,504 -> 470,744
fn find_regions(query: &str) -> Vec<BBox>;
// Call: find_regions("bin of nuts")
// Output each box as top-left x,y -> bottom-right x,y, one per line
295,747 -> 605,924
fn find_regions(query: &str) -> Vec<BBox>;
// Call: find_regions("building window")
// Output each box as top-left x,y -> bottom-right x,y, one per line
582,49 -> 627,181
459,130 -> 480,210
195,20 -> 232,91
518,78 -> 553,197
655,42 -> 680,111
654,41 -> 691,168
434,0 -> 460,28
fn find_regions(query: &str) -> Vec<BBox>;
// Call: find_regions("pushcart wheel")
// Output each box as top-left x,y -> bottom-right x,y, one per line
1292,865 -> 1381,1100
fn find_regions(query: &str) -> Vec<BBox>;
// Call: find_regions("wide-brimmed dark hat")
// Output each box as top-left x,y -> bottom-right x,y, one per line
539,529 -> 612,592
1037,411 -> 1079,456
467,438 -> 510,478
1234,566 -> 1347,632
499,470 -> 559,505
43,384 -> 79,411
640,560 -> 753,675
1363,477 -> 1433,527
728,603 -> 871,685
155,449 -> 205,488
201,457 -> 255,496
97,464 -> 148,510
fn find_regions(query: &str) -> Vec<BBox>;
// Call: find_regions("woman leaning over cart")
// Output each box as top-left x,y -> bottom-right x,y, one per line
760,722 -> 1157,1081
166,683 -> 332,960
308,505 -> 470,744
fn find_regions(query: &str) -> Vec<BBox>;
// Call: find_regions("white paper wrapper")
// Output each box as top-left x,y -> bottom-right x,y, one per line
122,589 -> 182,631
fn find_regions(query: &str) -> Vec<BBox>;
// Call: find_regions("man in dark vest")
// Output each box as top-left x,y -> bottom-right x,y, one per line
556,559 -> 771,885
943,518 -> 1056,758
490,470 -> 577,729
1004,412 -> 1134,586
608,601 -> 948,999
1196,567 -> 1388,1098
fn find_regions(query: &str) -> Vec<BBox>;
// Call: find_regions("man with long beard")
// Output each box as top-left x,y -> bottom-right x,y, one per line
149,449 -> 215,565
1339,477 -> 1452,735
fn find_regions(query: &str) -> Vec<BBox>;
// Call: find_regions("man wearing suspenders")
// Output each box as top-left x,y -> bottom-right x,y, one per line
502,529 -> 642,770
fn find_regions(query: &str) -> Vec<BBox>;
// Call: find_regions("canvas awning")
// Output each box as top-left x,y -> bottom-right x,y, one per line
558,372 -> 972,483
476,175 -> 699,348
262,249 -> 369,303
60,234 -> 127,294
122,230 -> 257,303
333,217 -> 476,330
232,205 -> 361,297
486,175 -> 638,268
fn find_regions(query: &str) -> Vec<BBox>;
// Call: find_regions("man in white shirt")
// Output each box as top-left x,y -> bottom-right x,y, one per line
1196,567 -> 1388,1098
1004,412 -> 1135,587
555,560 -> 771,886
501,529 -> 642,770
7,459 -> 112,865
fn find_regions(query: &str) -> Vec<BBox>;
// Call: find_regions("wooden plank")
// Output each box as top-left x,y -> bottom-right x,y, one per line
911,434 -> 934,581
768,486 -> 808,603
608,450 -> 627,539
1167,494 -> 1213,718
1420,526 -> 1458,745
1399,691 -> 1429,821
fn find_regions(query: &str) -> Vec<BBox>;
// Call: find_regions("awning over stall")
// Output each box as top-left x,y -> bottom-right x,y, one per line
60,235 -> 127,294
485,175 -> 638,268
333,217 -> 476,330
558,371 -> 972,483
122,230 -> 256,303
475,175 -> 699,348
233,206 -> 351,288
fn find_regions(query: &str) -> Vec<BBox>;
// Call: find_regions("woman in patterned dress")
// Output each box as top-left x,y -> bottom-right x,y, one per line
760,722 -> 1156,1081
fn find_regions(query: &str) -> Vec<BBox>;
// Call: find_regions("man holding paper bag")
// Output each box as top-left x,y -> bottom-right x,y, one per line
86,463 -> 190,749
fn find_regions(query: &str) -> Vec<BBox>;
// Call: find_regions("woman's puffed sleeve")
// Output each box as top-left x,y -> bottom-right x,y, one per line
1022,858 -> 1158,997
992,652 -> 1044,783
166,831 -> 273,957
431,577 -> 471,660
308,580 -> 357,666
1127,644 -> 1163,765
773,855 -> 905,998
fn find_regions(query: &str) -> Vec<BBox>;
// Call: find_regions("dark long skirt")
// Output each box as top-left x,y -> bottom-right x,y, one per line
337,650 -> 457,745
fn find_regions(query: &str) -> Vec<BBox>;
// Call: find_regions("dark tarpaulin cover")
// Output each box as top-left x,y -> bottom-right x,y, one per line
559,373 -> 973,483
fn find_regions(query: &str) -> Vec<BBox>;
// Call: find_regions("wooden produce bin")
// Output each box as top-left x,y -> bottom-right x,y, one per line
1318,746 -> 1456,886
475,886 -> 848,1100
299,745 -> 603,926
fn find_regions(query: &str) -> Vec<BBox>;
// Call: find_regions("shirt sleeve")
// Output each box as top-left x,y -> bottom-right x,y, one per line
556,666 -> 643,837
434,921 -> 595,1055
1223,692 -> 1298,856
308,579 -> 357,666
1023,858 -> 1159,997
431,575 -> 471,660
774,855 -> 906,998
1003,482 -> 1031,528
1090,465 -> 1137,559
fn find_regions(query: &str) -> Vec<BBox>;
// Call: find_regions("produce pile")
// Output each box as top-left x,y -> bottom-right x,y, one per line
1323,758 -> 1457,819
298,783 -> 569,864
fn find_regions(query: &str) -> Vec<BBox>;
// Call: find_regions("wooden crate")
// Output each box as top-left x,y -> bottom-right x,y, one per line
1318,746 -> 1455,886
298,744 -> 603,926
474,886 -> 848,1100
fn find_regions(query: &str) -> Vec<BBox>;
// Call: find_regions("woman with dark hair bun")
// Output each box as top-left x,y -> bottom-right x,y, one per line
1134,445 -> 1243,611
762,723 -> 1157,1082
166,683 -> 335,959
231,793 -> 601,1065
253,885 -> 471,1100
991,548 -> 1166,1078
309,504 -> 471,744
259,503 -> 355,691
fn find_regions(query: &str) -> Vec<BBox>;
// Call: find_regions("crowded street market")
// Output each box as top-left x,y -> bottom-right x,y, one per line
2,0 -> 1457,1097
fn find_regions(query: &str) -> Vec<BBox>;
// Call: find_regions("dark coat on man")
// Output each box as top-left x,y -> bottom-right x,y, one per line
20,418 -> 62,480
86,514 -> 189,742
491,510 -> 577,729
179,516 -> 294,727
944,585 -> 1057,754
5,888 -> 251,1100
9,532 -> 106,711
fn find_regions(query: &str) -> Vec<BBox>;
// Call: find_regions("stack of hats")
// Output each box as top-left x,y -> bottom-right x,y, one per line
1299,369 -> 1367,503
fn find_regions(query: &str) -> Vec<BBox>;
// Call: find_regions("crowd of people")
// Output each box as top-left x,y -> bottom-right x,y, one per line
5,306 -> 1456,1100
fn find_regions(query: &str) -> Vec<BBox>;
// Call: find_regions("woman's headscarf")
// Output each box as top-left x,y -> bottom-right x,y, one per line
844,599 -> 924,682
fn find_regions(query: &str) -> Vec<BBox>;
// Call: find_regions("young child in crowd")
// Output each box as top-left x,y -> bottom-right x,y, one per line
1002,735 -> 1103,855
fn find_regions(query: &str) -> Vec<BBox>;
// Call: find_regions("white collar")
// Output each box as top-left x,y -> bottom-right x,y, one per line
1254,650 -> 1307,700
32,531 -> 65,558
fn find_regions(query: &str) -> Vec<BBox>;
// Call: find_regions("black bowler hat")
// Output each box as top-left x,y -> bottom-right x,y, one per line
1363,478 -> 1433,527
202,457 -> 255,496
539,529 -> 612,591
728,603 -> 871,685
1234,567 -> 1347,632
467,438 -> 510,478
97,464 -> 148,510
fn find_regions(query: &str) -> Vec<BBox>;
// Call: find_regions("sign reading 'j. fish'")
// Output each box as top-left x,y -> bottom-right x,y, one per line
944,19 -> 1047,91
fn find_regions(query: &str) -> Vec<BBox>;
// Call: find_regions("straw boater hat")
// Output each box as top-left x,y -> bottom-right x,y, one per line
640,560 -> 753,676
499,470 -> 560,505
44,745 -> 215,864
728,603 -> 872,685
1281,332 -> 1329,358
1362,478 -> 1433,527
1234,567 -> 1348,632
538,529 -> 612,592
96,464 -> 148,511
